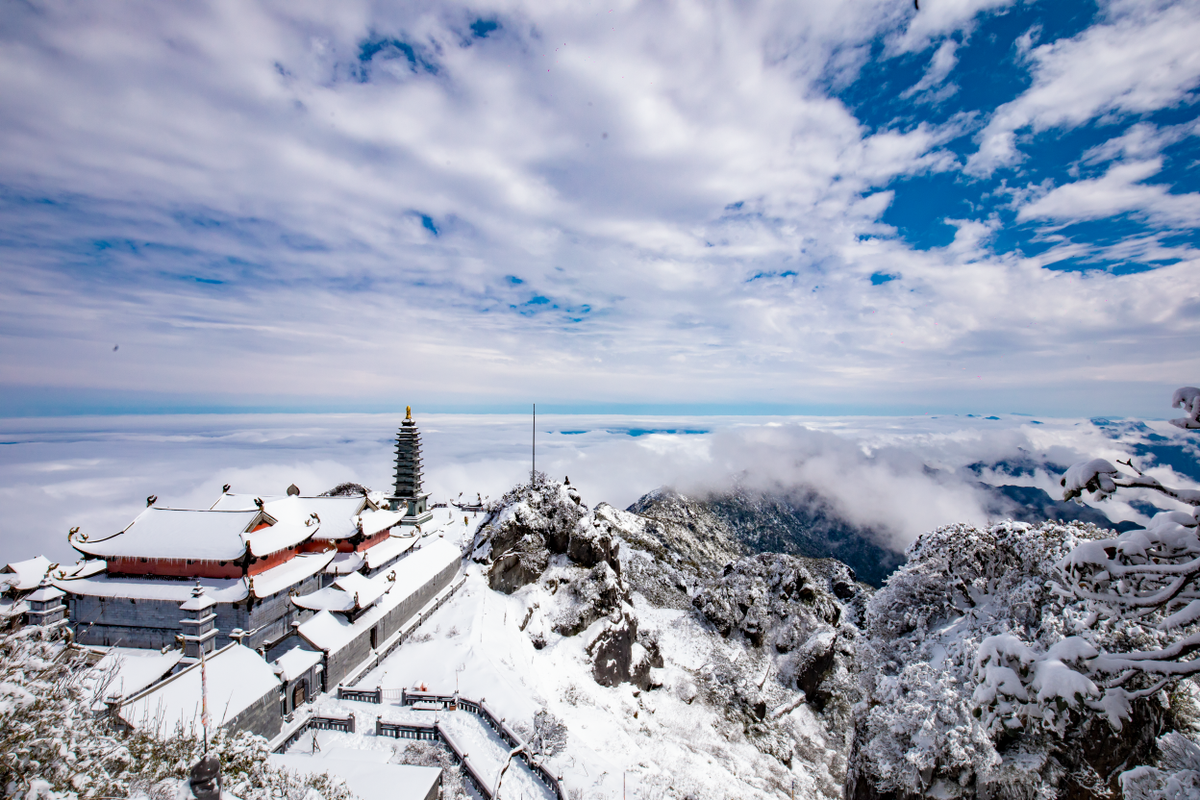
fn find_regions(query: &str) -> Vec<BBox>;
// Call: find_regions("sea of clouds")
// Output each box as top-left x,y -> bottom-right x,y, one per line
3,411 -> 1196,565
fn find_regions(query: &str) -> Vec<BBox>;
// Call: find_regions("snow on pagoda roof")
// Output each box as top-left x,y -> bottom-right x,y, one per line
243,513 -> 313,558
295,609 -> 353,652
71,508 -> 264,561
362,534 -> 416,571
298,540 -> 460,653
357,509 -> 405,537
0,555 -> 52,592
87,647 -> 184,706
179,585 -> 216,612
291,569 -> 390,614
26,583 -> 65,602
55,573 -> 250,603
118,643 -> 280,738
325,551 -> 364,575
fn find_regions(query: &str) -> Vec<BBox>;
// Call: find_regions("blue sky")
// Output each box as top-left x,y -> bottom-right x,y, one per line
1,0 -> 1198,418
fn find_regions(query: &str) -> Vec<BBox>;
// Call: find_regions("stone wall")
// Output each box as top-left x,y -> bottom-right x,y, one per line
227,682 -> 284,740
69,570 -> 325,650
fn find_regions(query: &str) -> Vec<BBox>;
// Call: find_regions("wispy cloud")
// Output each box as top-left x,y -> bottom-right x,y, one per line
0,0 -> 1195,418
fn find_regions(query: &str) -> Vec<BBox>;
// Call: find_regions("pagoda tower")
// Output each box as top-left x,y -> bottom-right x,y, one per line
388,406 -> 433,525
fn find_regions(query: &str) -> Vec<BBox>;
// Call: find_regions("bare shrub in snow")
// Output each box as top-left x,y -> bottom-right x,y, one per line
1050,387 -> 1200,693
395,741 -> 466,799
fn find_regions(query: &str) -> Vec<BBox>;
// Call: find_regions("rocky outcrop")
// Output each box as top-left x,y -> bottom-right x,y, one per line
691,553 -> 852,710
552,562 -> 625,637
567,505 -> 622,573
587,612 -> 663,691
475,480 -> 587,594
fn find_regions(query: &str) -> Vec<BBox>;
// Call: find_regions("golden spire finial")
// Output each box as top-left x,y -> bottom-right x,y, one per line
405,405 -> 412,421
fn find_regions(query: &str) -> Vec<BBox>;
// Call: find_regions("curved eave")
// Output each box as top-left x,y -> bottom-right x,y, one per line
69,536 -> 248,562
245,518 -> 317,558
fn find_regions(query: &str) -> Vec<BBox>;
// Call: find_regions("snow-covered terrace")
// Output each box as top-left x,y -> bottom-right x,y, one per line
296,540 -> 461,653
270,748 -> 441,800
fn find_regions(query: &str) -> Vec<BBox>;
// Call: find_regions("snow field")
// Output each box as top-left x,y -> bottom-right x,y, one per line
345,557 -> 832,799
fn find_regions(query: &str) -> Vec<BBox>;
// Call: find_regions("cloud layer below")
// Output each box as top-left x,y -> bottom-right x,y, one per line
4,410 -> 1195,565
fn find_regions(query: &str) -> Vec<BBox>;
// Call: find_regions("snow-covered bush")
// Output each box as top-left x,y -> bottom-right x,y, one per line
0,625 -> 349,799
515,710 -> 568,758
0,625 -> 127,797
395,741 -> 466,799
1052,387 -> 1200,692
852,520 -> 1174,799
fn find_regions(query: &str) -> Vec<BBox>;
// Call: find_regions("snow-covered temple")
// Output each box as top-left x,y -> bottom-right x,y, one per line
14,410 -> 469,744
55,411 -> 448,656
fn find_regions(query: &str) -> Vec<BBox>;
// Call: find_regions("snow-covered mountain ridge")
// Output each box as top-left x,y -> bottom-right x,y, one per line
464,476 -> 867,798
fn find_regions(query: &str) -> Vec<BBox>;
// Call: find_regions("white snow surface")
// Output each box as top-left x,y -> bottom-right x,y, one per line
358,509 -> 406,537
72,507 -> 262,561
297,539 -> 461,653
273,646 -> 322,682
249,550 -> 336,599
270,749 -> 441,800
54,572 -> 250,602
85,646 -> 183,705
0,554 -> 52,591
326,551 -> 365,575
363,533 -> 418,570
211,493 -> 369,541
299,557 -> 833,800
119,644 -> 281,737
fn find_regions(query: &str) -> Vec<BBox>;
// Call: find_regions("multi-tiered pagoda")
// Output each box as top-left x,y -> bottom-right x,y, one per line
388,406 -> 433,525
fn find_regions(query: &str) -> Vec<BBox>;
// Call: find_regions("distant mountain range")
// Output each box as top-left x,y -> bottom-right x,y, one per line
630,442 -> 1164,587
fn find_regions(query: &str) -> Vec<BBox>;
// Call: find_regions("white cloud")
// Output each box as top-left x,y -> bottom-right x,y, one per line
1080,121 -> 1198,165
0,0 -> 1193,418
1017,159 -> 1200,226
968,0 -> 1200,175
891,0 -> 1023,54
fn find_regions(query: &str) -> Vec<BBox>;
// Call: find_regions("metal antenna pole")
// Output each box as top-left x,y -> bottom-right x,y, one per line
532,403 -> 536,485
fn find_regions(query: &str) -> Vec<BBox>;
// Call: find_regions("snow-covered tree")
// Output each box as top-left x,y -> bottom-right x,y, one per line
976,387 -> 1200,723
0,624 -> 350,799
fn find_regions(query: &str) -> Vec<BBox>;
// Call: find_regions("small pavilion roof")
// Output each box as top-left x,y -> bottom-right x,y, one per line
0,556 -> 52,592
118,644 -> 280,738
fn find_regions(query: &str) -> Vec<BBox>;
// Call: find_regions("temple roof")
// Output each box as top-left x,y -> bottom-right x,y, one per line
118,644 -> 280,738
212,494 -> 371,542
297,540 -> 460,653
71,508 -> 265,561
0,555 -> 52,592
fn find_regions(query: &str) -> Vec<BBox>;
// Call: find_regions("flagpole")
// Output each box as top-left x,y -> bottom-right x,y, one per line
200,639 -> 209,752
